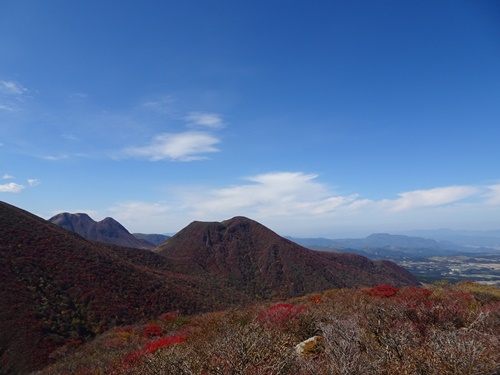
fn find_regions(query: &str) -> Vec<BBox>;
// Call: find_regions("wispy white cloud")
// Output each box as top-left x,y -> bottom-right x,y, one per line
181,172 -> 358,218
124,131 -> 220,161
483,184 -> 500,205
104,173 -> 500,236
0,182 -> 25,193
1,81 -> 27,95
41,154 -> 70,161
2,174 -> 13,179
0,80 -> 29,112
184,112 -> 224,128
141,96 -> 175,114
380,185 -> 481,212
70,92 -> 88,99
28,179 -> 40,187
0,104 -> 16,112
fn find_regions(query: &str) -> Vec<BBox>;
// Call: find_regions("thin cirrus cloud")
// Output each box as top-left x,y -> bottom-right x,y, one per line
183,172 -> 360,219
28,179 -> 40,187
0,80 -> 28,111
141,96 -> 175,114
124,131 -> 220,161
379,185 -> 482,212
483,184 -> 500,205
184,112 -> 224,128
123,106 -> 224,161
1,80 -> 27,95
177,173 -> 498,219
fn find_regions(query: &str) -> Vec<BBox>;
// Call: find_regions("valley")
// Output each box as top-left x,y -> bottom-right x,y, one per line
288,234 -> 500,286
399,254 -> 500,285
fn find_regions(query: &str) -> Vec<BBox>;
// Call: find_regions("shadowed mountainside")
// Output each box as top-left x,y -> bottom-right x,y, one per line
155,216 -> 419,299
49,212 -> 155,249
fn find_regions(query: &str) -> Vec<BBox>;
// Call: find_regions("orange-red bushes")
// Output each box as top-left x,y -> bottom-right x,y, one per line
143,322 -> 163,337
310,295 -> 323,304
145,333 -> 188,353
370,284 -> 399,297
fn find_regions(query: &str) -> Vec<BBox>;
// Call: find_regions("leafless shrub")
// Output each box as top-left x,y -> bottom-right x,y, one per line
129,309 -> 301,375
417,328 -> 500,375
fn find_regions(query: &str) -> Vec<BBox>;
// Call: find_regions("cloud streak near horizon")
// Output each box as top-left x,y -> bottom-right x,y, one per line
104,172 -> 500,234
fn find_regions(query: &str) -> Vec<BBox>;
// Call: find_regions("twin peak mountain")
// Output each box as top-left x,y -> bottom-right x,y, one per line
48,210 -> 418,293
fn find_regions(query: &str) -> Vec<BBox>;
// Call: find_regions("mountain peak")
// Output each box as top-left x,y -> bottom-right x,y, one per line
156,216 -> 418,298
49,212 -> 154,249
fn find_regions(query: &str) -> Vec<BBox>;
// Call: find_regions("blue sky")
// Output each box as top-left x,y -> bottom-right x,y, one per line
1,0 -> 499,237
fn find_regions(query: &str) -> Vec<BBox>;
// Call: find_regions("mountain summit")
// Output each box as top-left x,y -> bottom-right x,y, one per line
49,212 -> 155,249
155,216 -> 418,298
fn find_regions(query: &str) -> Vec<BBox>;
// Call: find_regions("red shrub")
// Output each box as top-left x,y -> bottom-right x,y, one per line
143,323 -> 163,337
145,333 -> 188,353
371,285 -> 399,297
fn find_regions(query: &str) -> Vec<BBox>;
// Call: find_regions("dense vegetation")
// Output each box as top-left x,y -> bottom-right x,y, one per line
35,282 -> 500,375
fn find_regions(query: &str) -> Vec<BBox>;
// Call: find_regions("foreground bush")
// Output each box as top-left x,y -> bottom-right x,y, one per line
35,282 -> 500,375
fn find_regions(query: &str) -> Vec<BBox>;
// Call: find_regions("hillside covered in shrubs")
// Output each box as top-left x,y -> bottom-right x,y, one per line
35,282 -> 500,375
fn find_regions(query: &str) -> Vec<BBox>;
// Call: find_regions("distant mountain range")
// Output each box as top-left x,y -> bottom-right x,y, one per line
0,201 -> 417,374
288,231 -> 500,257
399,229 -> 500,250
48,212 -> 157,249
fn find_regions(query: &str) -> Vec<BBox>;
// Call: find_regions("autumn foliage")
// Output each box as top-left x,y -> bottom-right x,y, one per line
34,282 -> 500,375
370,284 -> 399,297
143,323 -> 164,338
